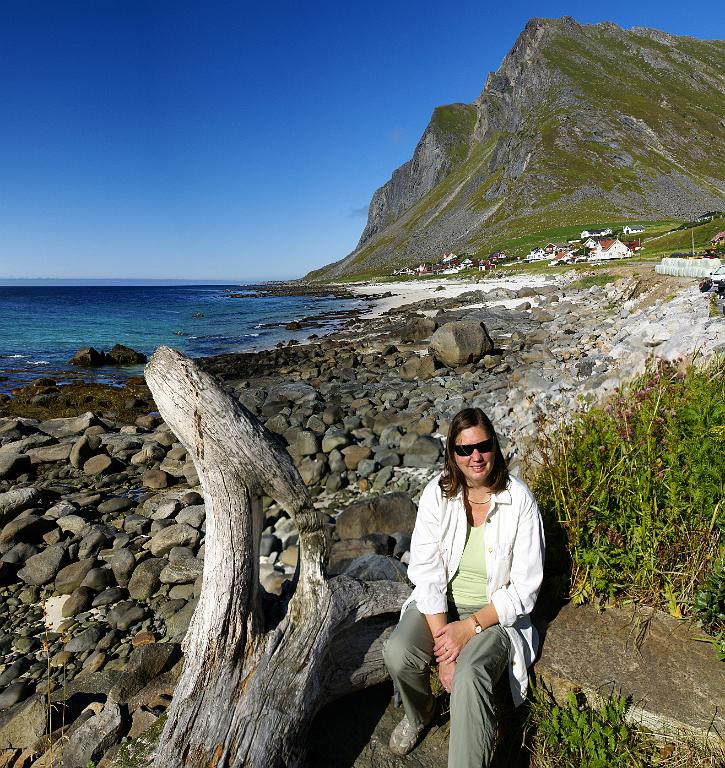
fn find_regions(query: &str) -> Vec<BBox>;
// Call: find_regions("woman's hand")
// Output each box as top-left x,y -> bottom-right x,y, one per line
438,659 -> 456,693
433,619 -> 473,664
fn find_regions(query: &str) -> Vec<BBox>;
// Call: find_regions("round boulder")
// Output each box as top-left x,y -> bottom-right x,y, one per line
429,321 -> 493,367
69,347 -> 105,366
105,344 -> 147,365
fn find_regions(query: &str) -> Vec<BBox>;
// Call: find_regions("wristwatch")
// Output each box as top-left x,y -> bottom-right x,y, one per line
471,615 -> 483,634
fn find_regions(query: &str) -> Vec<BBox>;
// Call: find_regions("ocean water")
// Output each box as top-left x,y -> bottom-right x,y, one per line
0,284 -> 365,393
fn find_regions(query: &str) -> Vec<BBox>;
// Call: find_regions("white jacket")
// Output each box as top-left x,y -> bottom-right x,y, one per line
402,473 -> 545,706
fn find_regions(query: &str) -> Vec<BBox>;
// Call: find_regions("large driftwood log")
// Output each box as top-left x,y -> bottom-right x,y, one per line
145,347 -> 410,767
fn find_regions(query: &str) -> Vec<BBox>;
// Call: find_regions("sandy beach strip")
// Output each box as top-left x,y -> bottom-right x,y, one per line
347,274 -> 558,317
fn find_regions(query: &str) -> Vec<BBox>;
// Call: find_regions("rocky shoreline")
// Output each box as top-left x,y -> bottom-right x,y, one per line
0,267 -> 722,766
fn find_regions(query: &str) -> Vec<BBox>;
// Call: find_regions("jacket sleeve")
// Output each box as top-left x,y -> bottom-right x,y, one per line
489,491 -> 545,627
406,480 -> 449,615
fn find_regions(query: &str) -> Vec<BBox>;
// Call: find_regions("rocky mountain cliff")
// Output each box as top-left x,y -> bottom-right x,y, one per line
308,17 -> 725,279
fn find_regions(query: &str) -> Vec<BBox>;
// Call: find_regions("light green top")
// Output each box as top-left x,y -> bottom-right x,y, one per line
447,523 -> 488,608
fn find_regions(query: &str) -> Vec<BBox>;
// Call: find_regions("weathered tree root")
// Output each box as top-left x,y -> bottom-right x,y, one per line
145,347 -> 409,767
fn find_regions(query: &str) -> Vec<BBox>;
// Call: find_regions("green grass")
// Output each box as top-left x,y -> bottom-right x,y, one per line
532,356 -> 725,623
642,218 -> 725,258
569,273 -> 617,290
429,103 -> 477,165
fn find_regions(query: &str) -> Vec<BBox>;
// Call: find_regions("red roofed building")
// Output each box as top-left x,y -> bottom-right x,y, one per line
590,238 -> 632,260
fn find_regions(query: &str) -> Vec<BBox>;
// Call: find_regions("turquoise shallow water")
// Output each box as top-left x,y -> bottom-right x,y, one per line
0,284 -> 364,392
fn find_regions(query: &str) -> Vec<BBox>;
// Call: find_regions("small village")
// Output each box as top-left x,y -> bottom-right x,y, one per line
392,219 -> 725,277
392,224 -> 648,276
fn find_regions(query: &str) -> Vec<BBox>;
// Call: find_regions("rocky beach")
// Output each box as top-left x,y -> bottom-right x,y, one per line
0,266 -> 722,767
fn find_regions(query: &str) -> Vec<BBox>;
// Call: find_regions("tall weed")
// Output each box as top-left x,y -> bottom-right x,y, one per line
532,356 -> 724,621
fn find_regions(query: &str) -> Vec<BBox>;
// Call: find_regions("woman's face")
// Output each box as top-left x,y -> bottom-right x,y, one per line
453,425 -> 494,488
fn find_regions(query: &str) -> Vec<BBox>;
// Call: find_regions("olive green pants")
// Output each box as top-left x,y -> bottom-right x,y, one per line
383,601 -> 512,768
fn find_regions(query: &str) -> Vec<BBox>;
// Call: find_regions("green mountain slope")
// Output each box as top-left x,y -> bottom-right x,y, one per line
308,17 -> 725,280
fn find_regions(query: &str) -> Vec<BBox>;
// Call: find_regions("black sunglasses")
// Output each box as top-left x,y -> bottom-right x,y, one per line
453,438 -> 495,457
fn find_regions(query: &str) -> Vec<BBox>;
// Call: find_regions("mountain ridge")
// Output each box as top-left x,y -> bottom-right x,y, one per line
307,17 -> 725,280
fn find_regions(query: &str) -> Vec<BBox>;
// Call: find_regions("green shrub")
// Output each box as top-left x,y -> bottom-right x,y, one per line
528,688 -> 650,768
691,551 -> 725,659
532,356 -> 725,617
526,686 -> 725,767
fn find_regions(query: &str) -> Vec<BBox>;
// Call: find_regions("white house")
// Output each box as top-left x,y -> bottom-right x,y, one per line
525,247 -> 547,261
581,228 -> 612,238
623,225 -> 645,235
589,238 -> 632,261
583,238 -> 599,250
441,252 -> 457,264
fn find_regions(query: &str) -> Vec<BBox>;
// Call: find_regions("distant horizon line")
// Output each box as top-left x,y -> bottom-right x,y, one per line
0,276 -> 301,286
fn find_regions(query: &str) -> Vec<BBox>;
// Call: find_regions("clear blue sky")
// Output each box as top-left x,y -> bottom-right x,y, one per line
0,1 -> 722,282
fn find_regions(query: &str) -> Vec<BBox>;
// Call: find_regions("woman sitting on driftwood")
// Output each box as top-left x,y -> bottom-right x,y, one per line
383,407 -> 545,767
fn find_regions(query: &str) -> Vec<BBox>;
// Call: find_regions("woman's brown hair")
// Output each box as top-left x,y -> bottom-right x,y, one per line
439,407 -> 509,498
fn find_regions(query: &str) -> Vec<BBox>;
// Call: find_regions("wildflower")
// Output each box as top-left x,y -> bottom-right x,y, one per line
606,529 -> 624,547
598,445 -> 605,453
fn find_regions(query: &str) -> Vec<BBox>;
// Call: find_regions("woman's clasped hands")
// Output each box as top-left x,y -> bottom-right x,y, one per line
433,620 -> 473,661
433,620 -> 473,692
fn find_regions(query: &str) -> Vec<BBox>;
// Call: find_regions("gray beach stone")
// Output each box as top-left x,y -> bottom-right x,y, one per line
160,557 -> 204,585
107,601 -> 147,631
148,523 -> 200,557
128,558 -> 166,600
61,701 -> 123,767
55,559 -> 96,594
0,488 -> 41,524
16,544 -> 66,585
82,454 -> 115,476
402,435 -> 441,467
342,554 -> 408,582
81,566 -> 117,591
1,542 -> 38,564
429,321 -> 493,367
110,548 -> 137,587
91,587 -> 126,607
56,514 -> 89,535
65,626 -> 103,654
108,642 -> 180,704
0,682 -> 32,711
143,468 -> 172,489
0,694 -> 47,748
336,492 -> 417,539
0,660 -> 29,689
176,504 -> 205,528
62,586 -> 95,617
97,496 -> 133,515
298,456 -> 327,486
321,428 -> 350,453
70,435 -> 95,468
26,443 -> 73,464
37,412 -> 99,438
0,514 -> 54,548
0,454 -> 31,480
